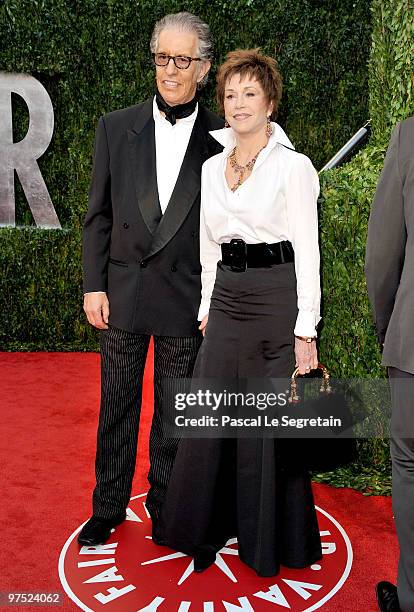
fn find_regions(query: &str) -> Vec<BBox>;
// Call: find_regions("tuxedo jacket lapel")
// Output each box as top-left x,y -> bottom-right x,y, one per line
146,109 -> 214,259
127,101 -> 162,235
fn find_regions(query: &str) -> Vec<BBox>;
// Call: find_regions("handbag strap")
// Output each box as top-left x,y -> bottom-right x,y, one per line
289,363 -> 332,403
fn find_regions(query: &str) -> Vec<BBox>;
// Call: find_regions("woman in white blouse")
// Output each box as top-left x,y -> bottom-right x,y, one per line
161,49 -> 322,577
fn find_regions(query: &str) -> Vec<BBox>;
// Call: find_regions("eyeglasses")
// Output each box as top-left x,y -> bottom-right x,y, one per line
152,53 -> 202,70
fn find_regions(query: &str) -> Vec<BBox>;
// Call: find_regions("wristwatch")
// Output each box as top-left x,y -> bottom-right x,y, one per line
295,335 -> 316,343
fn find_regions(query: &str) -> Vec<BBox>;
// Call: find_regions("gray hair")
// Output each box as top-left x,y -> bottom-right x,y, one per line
150,12 -> 213,88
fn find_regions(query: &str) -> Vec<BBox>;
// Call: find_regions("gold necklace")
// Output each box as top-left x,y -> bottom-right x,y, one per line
229,143 -> 267,192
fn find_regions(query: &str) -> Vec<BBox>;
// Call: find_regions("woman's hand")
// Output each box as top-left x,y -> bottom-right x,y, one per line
294,337 -> 318,375
199,315 -> 209,337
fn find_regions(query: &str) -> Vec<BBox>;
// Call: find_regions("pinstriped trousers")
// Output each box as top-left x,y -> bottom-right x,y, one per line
92,325 -> 202,524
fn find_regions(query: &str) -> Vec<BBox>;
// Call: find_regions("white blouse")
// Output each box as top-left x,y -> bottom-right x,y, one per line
198,122 -> 321,338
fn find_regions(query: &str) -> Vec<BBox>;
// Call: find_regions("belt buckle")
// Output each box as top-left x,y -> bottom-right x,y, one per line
230,238 -> 247,272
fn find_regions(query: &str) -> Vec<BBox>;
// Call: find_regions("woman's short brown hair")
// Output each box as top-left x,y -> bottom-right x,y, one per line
216,48 -> 283,120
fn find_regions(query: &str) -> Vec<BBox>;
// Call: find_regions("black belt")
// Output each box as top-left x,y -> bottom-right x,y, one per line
220,239 -> 294,272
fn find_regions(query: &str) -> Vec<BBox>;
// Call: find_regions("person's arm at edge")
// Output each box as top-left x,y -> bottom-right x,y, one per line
365,123 -> 406,345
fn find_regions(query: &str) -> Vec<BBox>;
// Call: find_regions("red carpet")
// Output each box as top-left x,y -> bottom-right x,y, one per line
1,351 -> 398,611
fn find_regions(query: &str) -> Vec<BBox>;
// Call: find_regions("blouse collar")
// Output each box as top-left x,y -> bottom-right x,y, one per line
209,121 -> 294,155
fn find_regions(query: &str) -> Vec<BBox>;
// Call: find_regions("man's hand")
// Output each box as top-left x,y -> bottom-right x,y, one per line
294,337 -> 318,375
199,315 -> 208,337
84,292 -> 110,329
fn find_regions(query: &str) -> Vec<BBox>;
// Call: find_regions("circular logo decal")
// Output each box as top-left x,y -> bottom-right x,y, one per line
59,493 -> 352,611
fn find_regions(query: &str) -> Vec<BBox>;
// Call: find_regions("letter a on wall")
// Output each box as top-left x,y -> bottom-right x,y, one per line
0,72 -> 61,228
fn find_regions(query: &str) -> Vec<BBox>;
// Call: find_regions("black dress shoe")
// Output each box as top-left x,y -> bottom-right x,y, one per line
77,512 -> 126,546
194,552 -> 216,573
152,533 -> 168,546
376,581 -> 401,611
151,523 -> 167,546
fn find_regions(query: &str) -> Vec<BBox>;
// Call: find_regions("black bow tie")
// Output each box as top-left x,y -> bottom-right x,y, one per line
155,89 -> 198,125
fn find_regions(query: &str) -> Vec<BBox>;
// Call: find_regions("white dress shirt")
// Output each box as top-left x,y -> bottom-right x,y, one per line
153,96 -> 198,213
198,122 -> 321,338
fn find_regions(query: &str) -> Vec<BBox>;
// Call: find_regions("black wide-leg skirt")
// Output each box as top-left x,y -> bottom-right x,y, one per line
161,261 -> 322,576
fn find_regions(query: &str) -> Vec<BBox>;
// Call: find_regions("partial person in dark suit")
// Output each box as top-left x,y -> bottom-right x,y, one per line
365,116 -> 414,612
77,11 -> 223,547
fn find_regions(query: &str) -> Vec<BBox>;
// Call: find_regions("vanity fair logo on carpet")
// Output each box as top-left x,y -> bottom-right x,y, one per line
59,493 -> 352,611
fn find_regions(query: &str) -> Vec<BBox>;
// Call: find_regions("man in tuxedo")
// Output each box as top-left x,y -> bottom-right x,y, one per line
78,11 -> 223,546
365,116 -> 414,612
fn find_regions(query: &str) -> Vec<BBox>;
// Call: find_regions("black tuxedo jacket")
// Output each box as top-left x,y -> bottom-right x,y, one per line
83,99 -> 223,336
